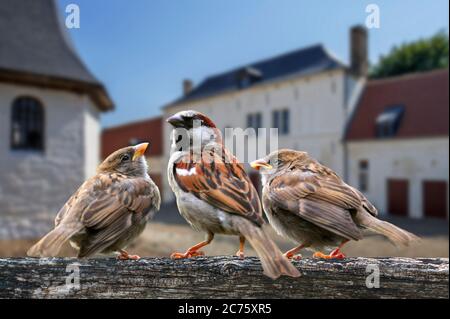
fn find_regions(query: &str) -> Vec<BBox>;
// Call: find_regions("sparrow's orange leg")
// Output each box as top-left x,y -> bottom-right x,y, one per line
171,233 -> 214,259
235,236 -> 245,259
283,244 -> 305,260
313,240 -> 349,260
330,239 -> 349,258
117,250 -> 141,260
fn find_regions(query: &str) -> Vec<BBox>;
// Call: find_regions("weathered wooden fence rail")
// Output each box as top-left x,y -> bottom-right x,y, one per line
0,257 -> 448,298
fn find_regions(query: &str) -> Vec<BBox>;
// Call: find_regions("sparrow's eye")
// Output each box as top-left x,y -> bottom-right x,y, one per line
121,154 -> 131,162
271,159 -> 282,167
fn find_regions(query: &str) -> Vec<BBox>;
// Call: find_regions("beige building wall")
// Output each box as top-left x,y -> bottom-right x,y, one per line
348,137 -> 449,218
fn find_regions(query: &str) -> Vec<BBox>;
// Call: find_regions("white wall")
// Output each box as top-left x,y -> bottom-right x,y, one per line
162,69 -> 349,202
84,98 -> 101,178
348,137 -> 449,218
0,83 -> 100,220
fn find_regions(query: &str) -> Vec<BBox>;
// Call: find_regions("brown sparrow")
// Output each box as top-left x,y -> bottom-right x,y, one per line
167,111 -> 300,279
27,143 -> 161,259
251,149 -> 418,260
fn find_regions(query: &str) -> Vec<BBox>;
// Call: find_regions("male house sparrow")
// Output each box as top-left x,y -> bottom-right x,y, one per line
28,143 -> 161,259
251,149 -> 418,259
167,111 -> 300,279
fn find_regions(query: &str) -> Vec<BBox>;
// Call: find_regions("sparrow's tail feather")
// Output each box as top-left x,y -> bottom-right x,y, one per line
235,218 -> 301,279
356,210 -> 420,246
27,223 -> 82,257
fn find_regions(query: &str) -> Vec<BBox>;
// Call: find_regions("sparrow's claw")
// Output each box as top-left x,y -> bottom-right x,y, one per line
170,252 -> 185,259
117,251 -> 141,260
313,251 -> 345,260
189,250 -> 205,257
170,250 -> 205,259
330,248 -> 346,259
284,252 -> 302,260
283,244 -> 305,261
127,254 -> 141,260
333,252 -> 346,259
313,251 -> 332,259
235,250 -> 245,259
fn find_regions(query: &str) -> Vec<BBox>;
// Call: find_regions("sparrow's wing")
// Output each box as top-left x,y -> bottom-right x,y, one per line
267,167 -> 364,240
55,194 -> 75,227
173,147 -> 264,226
55,178 -> 94,227
61,173 -> 160,257
81,174 -> 160,227
349,185 -> 378,216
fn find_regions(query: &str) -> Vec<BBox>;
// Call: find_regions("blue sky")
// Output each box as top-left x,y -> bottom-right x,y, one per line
57,0 -> 449,128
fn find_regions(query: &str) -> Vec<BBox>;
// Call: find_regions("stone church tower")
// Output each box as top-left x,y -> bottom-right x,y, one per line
0,0 -> 113,238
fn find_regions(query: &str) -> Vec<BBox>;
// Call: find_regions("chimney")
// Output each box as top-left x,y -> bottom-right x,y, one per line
183,79 -> 193,96
350,25 -> 368,77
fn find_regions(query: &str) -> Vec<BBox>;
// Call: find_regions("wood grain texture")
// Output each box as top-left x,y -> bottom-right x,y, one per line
0,257 -> 447,299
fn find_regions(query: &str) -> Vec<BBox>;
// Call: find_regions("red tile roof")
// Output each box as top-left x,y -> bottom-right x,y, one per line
101,116 -> 163,158
346,69 -> 449,140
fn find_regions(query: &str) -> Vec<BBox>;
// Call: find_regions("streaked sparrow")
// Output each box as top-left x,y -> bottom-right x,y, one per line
251,149 -> 418,260
28,143 -> 161,259
166,111 -> 300,279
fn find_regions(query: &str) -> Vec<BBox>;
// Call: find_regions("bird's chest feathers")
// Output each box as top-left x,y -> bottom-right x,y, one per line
176,192 -> 226,232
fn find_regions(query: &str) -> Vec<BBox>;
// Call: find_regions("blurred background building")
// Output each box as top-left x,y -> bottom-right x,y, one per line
0,0 -> 113,238
159,26 -> 368,203
103,26 -> 449,219
103,27 -> 448,221
346,69 -> 448,219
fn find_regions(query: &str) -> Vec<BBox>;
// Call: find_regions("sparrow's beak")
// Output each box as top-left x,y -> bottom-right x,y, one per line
250,159 -> 273,170
132,143 -> 149,161
167,114 -> 184,128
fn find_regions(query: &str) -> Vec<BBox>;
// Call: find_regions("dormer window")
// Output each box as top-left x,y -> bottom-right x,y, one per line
375,105 -> 404,138
239,76 -> 251,89
237,67 -> 262,89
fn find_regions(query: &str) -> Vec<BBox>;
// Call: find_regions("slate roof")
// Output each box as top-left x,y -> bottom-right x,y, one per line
165,44 -> 346,108
0,0 -> 113,110
345,69 -> 449,140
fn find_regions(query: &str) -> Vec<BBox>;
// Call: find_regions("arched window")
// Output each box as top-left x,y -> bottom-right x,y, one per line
10,97 -> 45,151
